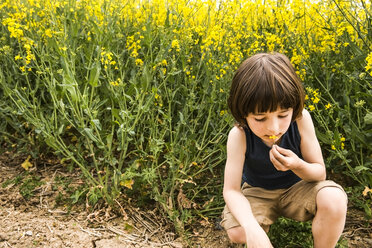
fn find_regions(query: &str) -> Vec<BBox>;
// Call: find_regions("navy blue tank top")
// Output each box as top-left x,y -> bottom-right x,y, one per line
242,121 -> 302,189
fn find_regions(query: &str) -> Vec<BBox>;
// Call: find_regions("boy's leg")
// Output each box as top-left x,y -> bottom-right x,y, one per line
278,180 -> 347,248
226,226 -> 245,244
225,225 -> 270,244
312,187 -> 347,248
221,183 -> 281,244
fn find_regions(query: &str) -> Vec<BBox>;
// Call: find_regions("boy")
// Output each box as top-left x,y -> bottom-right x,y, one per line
221,52 -> 347,247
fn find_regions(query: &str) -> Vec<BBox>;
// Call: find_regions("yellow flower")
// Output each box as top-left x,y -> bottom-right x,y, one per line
354,100 -> 366,108
325,103 -> 332,109
21,155 -> 33,170
308,105 -> 315,111
130,50 -> 138,58
135,58 -> 144,66
362,187 -> 372,197
331,145 -> 336,150
269,135 -> 278,139
171,39 -> 180,52
312,90 -> 319,97
365,52 -> 372,74
44,29 -> 53,38
110,81 -> 119,86
312,97 -> 320,104
120,179 -> 134,189
110,78 -> 120,86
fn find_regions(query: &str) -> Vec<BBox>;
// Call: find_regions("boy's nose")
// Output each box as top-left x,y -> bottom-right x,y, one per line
267,119 -> 280,134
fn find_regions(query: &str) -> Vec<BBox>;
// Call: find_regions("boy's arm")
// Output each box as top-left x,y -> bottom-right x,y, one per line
223,126 -> 272,246
270,109 -> 326,181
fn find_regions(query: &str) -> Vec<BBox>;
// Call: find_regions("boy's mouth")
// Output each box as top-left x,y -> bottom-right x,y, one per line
267,134 -> 281,145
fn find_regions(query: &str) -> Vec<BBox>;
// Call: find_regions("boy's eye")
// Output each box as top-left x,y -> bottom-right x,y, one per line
278,115 -> 289,118
255,118 -> 266,122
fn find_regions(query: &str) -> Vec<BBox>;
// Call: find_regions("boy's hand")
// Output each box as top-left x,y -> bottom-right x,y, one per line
243,222 -> 273,248
269,145 -> 301,171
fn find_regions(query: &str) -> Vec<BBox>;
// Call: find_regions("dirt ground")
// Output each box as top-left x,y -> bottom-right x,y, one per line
0,152 -> 371,248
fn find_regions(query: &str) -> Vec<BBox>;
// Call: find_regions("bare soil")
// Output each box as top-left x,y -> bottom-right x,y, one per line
0,152 -> 371,248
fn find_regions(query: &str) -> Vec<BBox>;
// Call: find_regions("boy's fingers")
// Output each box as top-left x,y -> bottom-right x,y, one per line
270,150 -> 286,171
271,146 -> 291,169
274,145 -> 291,156
271,146 -> 284,160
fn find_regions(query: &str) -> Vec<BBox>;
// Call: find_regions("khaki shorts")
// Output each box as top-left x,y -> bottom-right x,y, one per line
220,180 -> 345,231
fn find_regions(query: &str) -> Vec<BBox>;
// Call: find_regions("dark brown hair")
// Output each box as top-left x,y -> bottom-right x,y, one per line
228,52 -> 305,127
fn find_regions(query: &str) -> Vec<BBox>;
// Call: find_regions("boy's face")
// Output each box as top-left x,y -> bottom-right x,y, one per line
245,107 -> 293,146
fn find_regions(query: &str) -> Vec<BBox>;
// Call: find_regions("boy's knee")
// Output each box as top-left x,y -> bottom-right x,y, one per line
226,226 -> 245,244
316,187 -> 347,216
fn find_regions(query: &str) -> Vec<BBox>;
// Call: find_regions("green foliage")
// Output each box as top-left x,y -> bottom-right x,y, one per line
268,218 -> 313,248
300,0 -> 372,216
19,174 -> 45,199
0,0 -> 371,237
269,218 -> 348,248
2,172 -> 45,199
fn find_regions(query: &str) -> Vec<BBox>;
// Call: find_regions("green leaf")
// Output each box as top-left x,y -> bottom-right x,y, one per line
88,63 -> 101,87
354,166 -> 370,172
315,130 -> 330,144
83,128 -> 99,142
57,124 -> 65,135
91,119 -> 102,131
364,111 -> 372,125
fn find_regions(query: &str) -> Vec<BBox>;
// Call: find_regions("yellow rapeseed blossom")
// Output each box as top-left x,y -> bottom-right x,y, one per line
135,58 -> 144,66
1,0 -> 369,152
354,100 -> 366,108
362,187 -> 372,197
220,110 -> 226,116
44,28 -> 53,38
120,179 -> 134,189
365,52 -> 372,75
21,155 -> 33,170
171,39 -> 180,52
340,136 -> 346,150
312,96 -> 320,104
110,78 -> 121,87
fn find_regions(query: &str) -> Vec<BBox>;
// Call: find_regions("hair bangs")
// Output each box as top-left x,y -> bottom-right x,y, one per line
248,73 -> 294,114
228,52 -> 305,127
